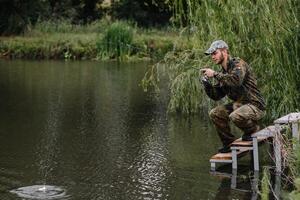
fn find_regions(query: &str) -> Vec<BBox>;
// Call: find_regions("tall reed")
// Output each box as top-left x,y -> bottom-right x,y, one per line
30,19 -> 110,34
96,21 -> 134,60
289,144 -> 300,199
144,0 -> 299,118
260,167 -> 270,200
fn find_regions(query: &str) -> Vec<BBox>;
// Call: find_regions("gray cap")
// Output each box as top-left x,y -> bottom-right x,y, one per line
204,40 -> 228,55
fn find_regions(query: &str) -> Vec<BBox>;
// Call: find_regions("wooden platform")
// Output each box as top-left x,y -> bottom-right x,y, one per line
210,147 -> 250,161
209,125 -> 279,170
209,112 -> 300,173
210,131 -> 272,161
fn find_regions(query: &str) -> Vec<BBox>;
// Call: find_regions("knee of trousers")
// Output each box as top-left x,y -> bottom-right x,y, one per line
229,112 -> 246,125
209,107 -> 226,122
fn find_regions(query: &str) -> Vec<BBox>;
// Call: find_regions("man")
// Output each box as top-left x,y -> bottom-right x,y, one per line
200,40 -> 266,153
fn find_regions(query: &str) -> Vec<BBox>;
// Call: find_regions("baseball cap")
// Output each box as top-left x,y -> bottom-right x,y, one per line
204,40 -> 229,55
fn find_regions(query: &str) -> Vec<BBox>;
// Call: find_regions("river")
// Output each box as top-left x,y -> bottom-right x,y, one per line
0,60 -> 271,199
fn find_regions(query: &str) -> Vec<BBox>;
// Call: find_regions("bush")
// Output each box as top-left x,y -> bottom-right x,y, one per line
31,19 -> 110,35
96,21 -> 134,60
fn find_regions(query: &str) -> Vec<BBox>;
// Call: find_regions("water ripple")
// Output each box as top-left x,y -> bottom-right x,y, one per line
10,185 -> 69,199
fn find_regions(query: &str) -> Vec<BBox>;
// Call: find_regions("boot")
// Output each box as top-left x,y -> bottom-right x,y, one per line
242,125 -> 260,141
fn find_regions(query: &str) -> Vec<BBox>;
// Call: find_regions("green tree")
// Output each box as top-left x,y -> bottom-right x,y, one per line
0,0 -> 104,35
69,0 -> 104,23
40,0 -> 104,23
112,0 -> 172,27
0,0 -> 44,35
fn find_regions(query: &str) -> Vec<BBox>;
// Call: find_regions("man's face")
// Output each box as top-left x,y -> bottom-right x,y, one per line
211,49 -> 224,64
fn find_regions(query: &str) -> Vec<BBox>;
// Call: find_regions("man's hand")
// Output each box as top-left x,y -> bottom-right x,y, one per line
200,68 -> 216,78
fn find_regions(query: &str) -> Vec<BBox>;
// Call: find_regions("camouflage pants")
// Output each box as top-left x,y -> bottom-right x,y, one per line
209,103 -> 266,146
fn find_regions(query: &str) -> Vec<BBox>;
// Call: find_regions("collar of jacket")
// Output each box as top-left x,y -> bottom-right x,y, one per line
221,56 -> 234,73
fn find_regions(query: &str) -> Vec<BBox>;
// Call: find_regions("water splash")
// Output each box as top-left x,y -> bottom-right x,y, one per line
10,185 -> 68,199
38,185 -> 47,192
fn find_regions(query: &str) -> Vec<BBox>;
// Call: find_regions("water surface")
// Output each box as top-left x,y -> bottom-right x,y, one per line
0,60 -> 267,199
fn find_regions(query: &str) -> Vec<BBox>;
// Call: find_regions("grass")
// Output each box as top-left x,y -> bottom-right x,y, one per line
260,168 -> 270,200
0,19 -> 187,61
0,33 -> 98,60
288,144 -> 300,199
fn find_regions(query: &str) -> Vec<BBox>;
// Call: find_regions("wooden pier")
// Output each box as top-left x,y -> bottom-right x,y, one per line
209,112 -> 300,173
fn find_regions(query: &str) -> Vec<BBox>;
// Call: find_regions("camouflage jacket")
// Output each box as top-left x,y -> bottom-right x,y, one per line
202,57 -> 266,110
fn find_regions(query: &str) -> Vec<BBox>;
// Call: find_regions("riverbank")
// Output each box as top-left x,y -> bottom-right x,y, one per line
0,20 -> 190,61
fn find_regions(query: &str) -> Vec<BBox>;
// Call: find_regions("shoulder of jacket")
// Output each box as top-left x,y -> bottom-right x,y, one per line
231,57 -> 241,64
232,57 -> 248,68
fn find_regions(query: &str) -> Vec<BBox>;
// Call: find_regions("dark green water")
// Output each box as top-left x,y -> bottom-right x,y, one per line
0,60 -> 265,199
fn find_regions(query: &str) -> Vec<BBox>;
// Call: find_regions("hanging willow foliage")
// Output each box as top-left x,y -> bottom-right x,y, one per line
143,0 -> 299,118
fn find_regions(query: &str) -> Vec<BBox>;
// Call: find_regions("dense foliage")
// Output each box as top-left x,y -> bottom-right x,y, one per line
0,0 -> 172,35
0,0 -> 104,35
111,0 -> 172,27
0,0 -> 44,35
144,0 -> 299,119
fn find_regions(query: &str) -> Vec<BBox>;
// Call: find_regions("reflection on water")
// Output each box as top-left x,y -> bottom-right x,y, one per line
38,68 -> 64,185
0,60 -> 275,199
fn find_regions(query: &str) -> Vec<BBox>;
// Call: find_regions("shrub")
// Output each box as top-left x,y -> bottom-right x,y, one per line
96,21 -> 134,60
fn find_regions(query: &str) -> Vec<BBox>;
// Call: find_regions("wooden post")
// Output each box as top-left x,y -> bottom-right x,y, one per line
274,124 -> 282,173
252,137 -> 259,171
251,171 -> 259,199
274,173 -> 281,199
210,162 -> 216,171
292,122 -> 299,141
231,169 -> 237,189
231,148 -> 238,170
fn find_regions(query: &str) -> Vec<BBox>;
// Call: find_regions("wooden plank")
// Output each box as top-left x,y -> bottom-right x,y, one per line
210,159 -> 232,163
274,124 -> 282,173
211,152 -> 232,160
274,112 -> 300,124
253,125 -> 285,137
210,148 -> 249,160
252,125 -> 276,137
231,138 -> 253,146
231,136 -> 269,146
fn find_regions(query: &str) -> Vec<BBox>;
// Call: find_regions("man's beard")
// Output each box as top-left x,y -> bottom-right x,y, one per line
216,52 -> 224,64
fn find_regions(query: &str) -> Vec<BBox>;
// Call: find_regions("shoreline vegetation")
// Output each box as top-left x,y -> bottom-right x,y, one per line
0,20 -> 190,61
142,0 -> 299,120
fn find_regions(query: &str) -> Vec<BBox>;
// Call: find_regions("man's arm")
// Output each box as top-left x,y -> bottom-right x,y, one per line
201,78 -> 226,101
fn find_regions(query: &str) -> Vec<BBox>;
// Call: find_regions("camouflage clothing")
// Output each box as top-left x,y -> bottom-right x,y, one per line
202,57 -> 266,145
209,103 -> 265,145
